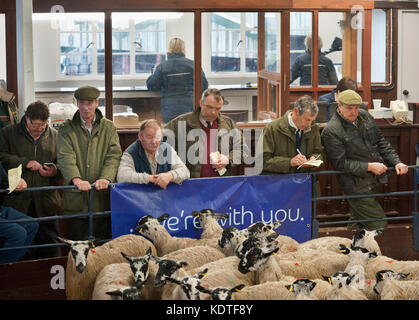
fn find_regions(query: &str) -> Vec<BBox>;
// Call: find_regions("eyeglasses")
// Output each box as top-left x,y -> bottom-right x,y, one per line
29,119 -> 48,128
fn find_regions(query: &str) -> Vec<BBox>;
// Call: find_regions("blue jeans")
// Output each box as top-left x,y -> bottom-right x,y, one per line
0,206 -> 39,264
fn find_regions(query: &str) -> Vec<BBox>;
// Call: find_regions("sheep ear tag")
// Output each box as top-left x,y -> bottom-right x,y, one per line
234,288 -> 241,293
138,228 -> 142,234
288,285 -> 293,292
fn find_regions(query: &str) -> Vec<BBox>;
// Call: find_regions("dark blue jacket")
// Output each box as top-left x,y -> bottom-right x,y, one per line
290,51 -> 338,86
125,140 -> 172,175
146,53 -> 209,122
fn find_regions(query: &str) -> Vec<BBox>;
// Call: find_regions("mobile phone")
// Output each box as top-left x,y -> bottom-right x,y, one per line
43,162 -> 55,167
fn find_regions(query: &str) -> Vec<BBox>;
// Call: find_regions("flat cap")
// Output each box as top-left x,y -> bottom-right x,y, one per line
74,86 -> 100,101
337,89 -> 362,106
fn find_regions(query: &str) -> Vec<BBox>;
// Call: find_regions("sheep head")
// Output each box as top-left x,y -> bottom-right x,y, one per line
121,247 -> 153,286
196,284 -> 245,300
106,285 -> 144,300
134,214 -> 170,238
167,268 -> 209,300
238,241 -> 279,274
152,256 -> 189,287
285,279 -> 316,297
57,236 -> 96,273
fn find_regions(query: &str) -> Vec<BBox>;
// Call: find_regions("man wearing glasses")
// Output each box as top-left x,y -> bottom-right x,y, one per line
0,100 -> 62,259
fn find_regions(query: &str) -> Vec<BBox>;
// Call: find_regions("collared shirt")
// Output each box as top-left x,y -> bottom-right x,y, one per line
288,111 -> 298,131
199,113 -> 212,128
80,115 -> 96,135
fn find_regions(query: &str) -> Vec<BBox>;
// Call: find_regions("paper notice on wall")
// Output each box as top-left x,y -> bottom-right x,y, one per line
8,164 -> 22,193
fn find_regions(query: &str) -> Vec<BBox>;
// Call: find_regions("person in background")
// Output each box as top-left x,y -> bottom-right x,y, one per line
0,88 -> 19,128
321,89 -> 409,231
57,86 -> 122,241
290,34 -> 338,87
0,162 -> 38,264
146,37 -> 209,123
164,88 -> 247,178
318,76 -> 358,121
262,95 -> 324,174
117,119 -> 189,189
0,101 -> 61,259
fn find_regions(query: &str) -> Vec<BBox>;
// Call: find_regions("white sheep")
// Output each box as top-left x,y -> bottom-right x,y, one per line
339,244 -> 378,290
322,272 -> 368,300
196,284 -> 245,300
60,234 -> 157,300
351,229 -> 382,255
191,209 -> 228,239
218,226 -> 248,256
166,268 -> 208,300
221,281 -> 294,300
372,270 -> 419,300
365,255 -> 419,280
298,235 -> 352,254
91,262 -> 137,300
285,279 -> 317,300
160,255 -> 256,300
135,214 -> 222,256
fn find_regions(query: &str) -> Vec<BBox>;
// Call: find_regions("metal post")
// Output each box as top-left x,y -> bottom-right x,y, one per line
414,167 -> 419,251
311,173 -> 318,239
88,187 -> 95,241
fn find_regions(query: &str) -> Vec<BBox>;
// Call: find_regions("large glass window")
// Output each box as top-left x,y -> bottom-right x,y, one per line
265,12 -> 281,73
371,9 -> 387,83
207,12 -> 258,73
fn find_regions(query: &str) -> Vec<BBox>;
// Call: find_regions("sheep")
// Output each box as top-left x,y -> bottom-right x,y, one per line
365,255 -> 419,281
297,235 -> 352,254
135,214 -> 222,256
120,248 -> 153,287
105,286 -> 144,300
60,234 -> 157,300
196,284 -> 245,300
91,262 -> 137,300
372,270 -> 419,300
158,255 -> 256,300
322,272 -> 368,300
218,226 -> 247,256
191,209 -> 228,239
339,244 -> 378,290
285,279 -> 317,300
211,281 -> 294,300
166,268 -> 209,300
351,229 -> 382,255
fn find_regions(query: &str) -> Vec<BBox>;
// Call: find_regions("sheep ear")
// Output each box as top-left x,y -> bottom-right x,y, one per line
179,261 -> 188,269
233,284 -> 245,292
57,237 -> 73,246
191,211 -> 200,218
196,285 -> 211,294
150,255 -> 160,263
272,221 -> 282,229
369,252 -> 378,259
285,284 -> 293,292
339,244 -> 350,254
106,290 -> 123,298
310,281 -> 316,291
323,276 -> 332,284
88,239 -> 96,248
158,213 -> 170,222
215,213 -> 229,220
198,268 -> 208,279
398,272 -> 409,279
121,252 -> 132,262
146,247 -> 153,256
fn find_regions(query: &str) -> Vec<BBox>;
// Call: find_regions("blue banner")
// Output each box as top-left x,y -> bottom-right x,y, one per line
110,174 -> 312,243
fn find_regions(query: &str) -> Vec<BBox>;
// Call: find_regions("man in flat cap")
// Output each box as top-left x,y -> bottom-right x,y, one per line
321,89 -> 408,231
57,86 -> 122,240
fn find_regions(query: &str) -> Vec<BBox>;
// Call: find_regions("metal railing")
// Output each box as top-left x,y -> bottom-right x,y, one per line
0,165 -> 418,259
311,165 -> 419,250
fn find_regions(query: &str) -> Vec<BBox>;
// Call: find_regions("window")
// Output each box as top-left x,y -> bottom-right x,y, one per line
371,9 -> 388,83
206,12 -> 258,74
265,12 -> 281,73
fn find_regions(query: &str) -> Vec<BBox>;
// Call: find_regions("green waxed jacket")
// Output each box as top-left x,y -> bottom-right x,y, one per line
262,110 -> 324,174
0,118 -> 61,216
321,108 -> 401,195
57,109 -> 122,215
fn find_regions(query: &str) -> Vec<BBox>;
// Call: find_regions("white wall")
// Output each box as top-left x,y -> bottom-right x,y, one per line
0,14 -> 6,83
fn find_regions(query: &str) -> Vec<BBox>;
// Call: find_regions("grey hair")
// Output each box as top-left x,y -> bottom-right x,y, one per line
201,88 -> 224,104
294,95 -> 319,116
139,119 -> 162,134
304,34 -> 323,52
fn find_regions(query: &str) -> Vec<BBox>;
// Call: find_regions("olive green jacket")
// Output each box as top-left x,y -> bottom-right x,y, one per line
321,108 -> 401,195
0,89 -> 19,128
262,110 -> 324,174
0,118 -> 61,216
57,109 -> 122,214
164,107 -> 247,178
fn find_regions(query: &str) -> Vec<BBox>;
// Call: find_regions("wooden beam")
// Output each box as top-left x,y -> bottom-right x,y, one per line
5,10 -> 18,106
104,10 -> 113,120
194,11 -> 202,109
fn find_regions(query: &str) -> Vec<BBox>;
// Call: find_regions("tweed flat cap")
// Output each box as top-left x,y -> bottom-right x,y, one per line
74,86 -> 100,101
337,89 -> 362,106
